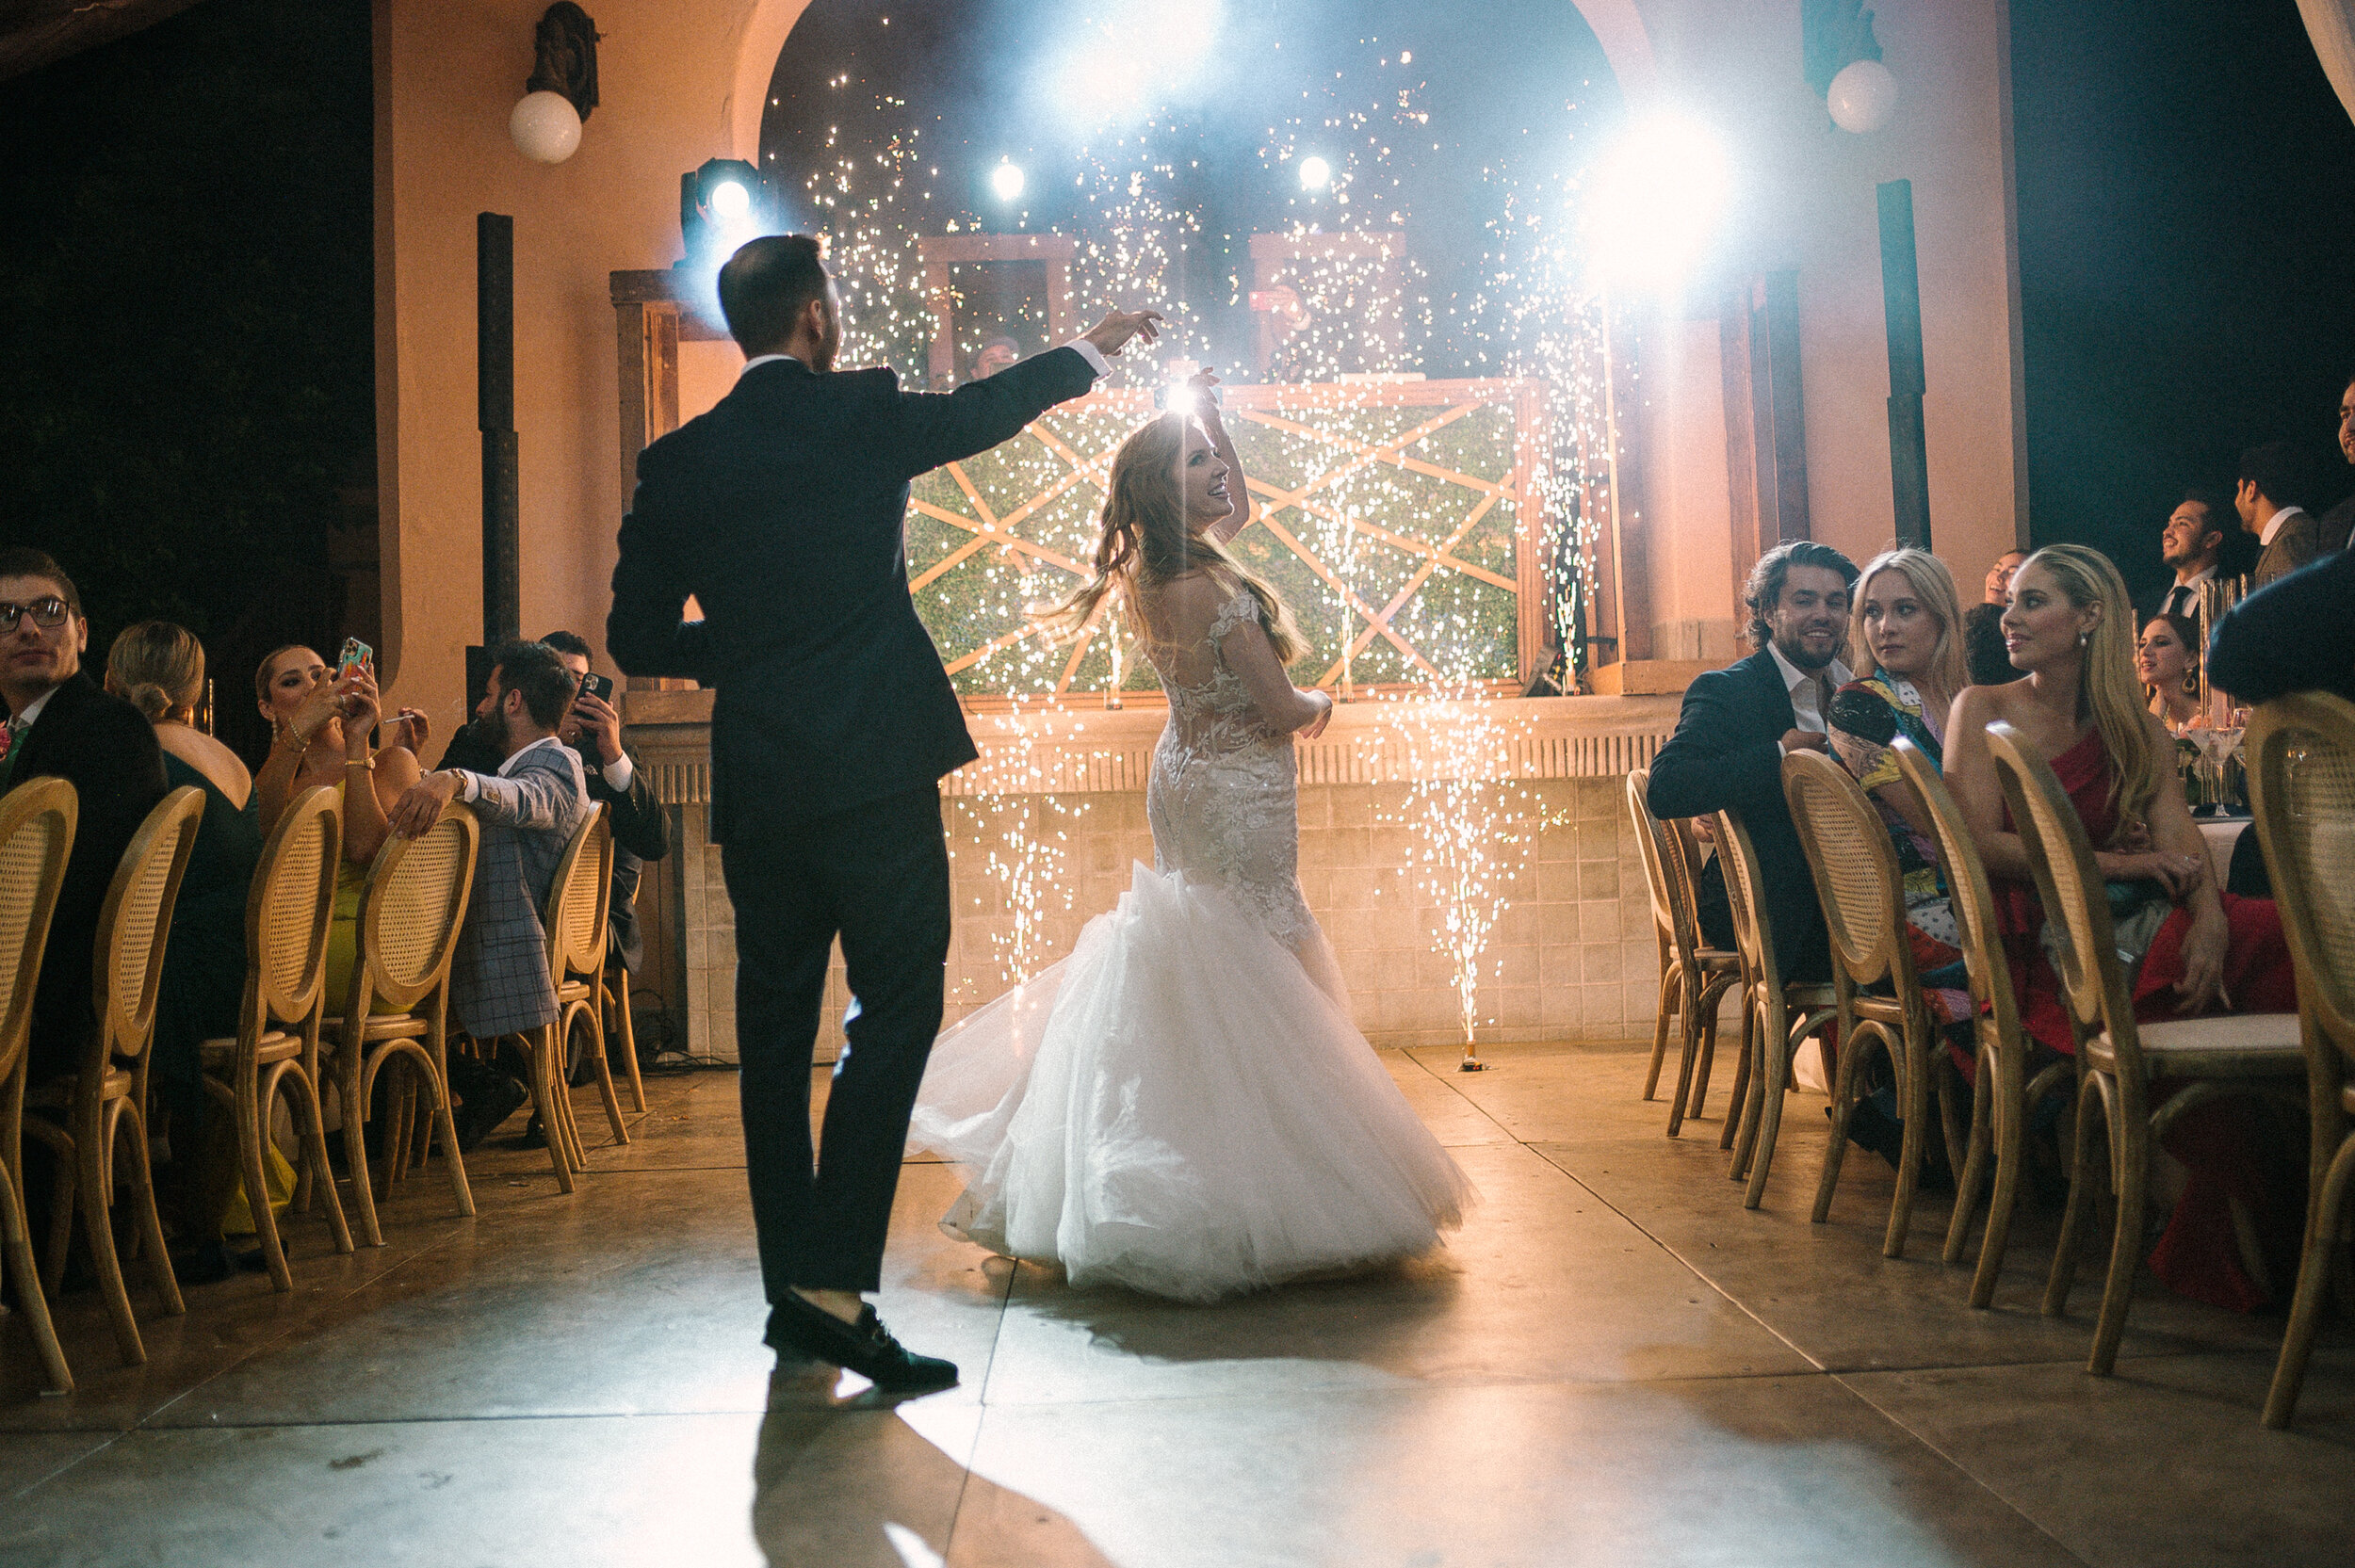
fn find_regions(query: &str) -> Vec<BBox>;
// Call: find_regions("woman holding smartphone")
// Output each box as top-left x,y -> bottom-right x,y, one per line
253,642 -> 425,1014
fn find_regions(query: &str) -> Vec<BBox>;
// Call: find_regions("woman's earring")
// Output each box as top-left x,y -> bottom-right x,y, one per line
2078,629 -> 2090,648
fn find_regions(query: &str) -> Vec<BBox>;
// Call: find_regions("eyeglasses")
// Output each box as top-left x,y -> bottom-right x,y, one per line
0,599 -> 70,632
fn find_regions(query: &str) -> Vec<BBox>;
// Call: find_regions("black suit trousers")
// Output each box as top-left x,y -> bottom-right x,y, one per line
723,784 -> 951,1296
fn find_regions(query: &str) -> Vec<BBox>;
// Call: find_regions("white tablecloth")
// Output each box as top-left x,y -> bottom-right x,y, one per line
2197,816 -> 2249,889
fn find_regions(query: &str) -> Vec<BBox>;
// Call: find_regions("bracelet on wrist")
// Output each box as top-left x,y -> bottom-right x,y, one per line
345,756 -> 375,771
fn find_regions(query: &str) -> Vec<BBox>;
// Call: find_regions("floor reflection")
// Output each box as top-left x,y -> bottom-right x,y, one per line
753,1362 -> 1117,1568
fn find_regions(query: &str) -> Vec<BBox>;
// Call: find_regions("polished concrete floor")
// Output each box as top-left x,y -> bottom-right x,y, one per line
1,1042 -> 2349,1567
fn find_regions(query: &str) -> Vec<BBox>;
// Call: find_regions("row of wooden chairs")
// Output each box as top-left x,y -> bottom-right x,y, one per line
0,777 -> 638,1395
1628,693 -> 2355,1430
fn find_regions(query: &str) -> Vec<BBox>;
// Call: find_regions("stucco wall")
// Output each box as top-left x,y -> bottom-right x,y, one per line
374,0 -> 2020,712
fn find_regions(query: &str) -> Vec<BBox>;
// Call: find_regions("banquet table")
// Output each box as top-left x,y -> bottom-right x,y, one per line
2197,815 -> 2249,890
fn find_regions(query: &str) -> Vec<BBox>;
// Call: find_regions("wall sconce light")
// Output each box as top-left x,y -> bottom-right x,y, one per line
1802,0 -> 1896,136
511,3 -> 600,165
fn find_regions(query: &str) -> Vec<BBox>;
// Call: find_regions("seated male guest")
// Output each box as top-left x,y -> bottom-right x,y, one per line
0,549 -> 168,1079
1963,547 -> 2025,687
389,639 -> 591,1047
442,632 -> 668,1070
1648,540 -> 1859,984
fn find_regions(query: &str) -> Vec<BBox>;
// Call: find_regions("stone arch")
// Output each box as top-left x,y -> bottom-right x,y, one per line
724,0 -> 1656,159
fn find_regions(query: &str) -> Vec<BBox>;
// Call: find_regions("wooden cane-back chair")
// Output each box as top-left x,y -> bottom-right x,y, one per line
25,786 -> 202,1366
200,785 -> 354,1291
1627,769 -> 1681,1102
1985,721 -> 2303,1375
324,803 -> 479,1247
2245,693 -> 2355,1427
1651,813 -> 1747,1139
1891,736 -> 2071,1306
550,806 -> 628,1156
0,778 -> 78,1394
1716,808 -> 1839,1209
507,804 -> 609,1188
1781,752 -> 1963,1257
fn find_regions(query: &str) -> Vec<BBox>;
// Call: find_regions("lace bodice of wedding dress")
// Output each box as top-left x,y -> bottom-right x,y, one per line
1142,587 -> 1321,958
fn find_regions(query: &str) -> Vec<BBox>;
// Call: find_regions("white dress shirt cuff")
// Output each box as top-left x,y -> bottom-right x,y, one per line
1064,339 -> 1111,380
602,753 -> 635,793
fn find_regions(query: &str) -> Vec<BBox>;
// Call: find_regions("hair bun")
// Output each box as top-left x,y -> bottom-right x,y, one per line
124,682 -> 172,721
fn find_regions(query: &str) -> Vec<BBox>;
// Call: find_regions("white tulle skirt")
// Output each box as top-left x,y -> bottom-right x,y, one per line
908,864 -> 1474,1302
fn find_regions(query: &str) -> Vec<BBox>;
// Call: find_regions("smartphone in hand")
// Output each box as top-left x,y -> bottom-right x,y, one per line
577,671 -> 614,705
337,638 -> 373,680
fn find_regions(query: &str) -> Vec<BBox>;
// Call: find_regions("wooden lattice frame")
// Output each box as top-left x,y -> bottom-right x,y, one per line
907,377 -> 1551,705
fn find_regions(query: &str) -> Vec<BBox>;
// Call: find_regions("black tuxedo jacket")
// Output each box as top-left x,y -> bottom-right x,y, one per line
1645,649 -> 1830,983
608,348 -> 1100,840
2207,546 -> 2355,707
8,671 -> 169,1076
438,729 -> 670,971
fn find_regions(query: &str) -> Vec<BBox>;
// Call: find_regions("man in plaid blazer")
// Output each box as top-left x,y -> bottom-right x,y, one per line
389,639 -> 590,1040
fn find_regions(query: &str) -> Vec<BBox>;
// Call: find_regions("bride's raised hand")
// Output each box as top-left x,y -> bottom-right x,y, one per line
1298,688 -> 1335,740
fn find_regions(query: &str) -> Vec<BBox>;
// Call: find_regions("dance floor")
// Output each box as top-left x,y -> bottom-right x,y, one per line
2,1043 -> 2350,1566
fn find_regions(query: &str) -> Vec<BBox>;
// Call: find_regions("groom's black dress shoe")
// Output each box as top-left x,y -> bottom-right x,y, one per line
764,1293 -> 959,1393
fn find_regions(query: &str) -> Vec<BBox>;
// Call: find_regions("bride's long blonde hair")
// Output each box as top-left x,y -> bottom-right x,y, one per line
1037,411 -> 1303,664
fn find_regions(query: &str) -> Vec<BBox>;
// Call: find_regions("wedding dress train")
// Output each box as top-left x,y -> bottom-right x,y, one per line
909,590 -> 1472,1301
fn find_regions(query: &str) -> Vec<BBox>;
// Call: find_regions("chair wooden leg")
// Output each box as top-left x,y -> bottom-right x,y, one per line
425,1043 -> 476,1220
1719,1000 -> 1756,1153
1884,1023 -> 1929,1260
74,1092 -> 143,1366
1946,1043 -> 1997,1270
1742,1010 -> 1796,1210
2265,1132 -> 2355,1428
1665,974 -> 1703,1139
290,1066 -> 352,1257
29,1122 -> 73,1301
2044,1075 -> 2105,1318
524,1029 -> 575,1193
1812,1018 -> 1867,1224
116,1100 -> 183,1318
1643,954 -> 1678,1101
584,1009 -> 629,1148
340,1047 -> 384,1249
242,1063 -> 291,1293
1687,978 -> 1733,1123
0,1159 -> 71,1394
612,978 -> 647,1115
2087,1101 -> 2148,1377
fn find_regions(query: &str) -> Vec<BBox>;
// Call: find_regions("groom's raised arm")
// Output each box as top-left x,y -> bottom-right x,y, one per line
879,307 -> 1163,478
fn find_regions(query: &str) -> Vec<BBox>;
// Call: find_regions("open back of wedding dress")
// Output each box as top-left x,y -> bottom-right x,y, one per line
908,583 -> 1472,1301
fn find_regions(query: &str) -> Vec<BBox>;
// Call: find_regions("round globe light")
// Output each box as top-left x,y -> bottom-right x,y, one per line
1827,58 -> 1898,135
990,161 -> 1026,202
510,89 -> 583,164
1298,155 -> 1332,191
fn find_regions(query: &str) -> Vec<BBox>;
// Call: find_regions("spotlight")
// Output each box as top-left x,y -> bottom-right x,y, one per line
1582,112 -> 1730,293
990,161 -> 1026,202
678,157 -> 780,267
1298,155 -> 1332,192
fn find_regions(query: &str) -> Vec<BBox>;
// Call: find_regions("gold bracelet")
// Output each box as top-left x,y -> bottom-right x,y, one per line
345,756 -> 375,771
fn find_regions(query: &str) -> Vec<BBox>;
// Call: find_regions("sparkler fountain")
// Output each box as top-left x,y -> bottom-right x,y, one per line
761,9 -> 1661,1050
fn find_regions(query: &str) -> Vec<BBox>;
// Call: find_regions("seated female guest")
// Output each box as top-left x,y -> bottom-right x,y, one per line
2136,612 -> 2203,734
1827,547 -> 1973,1041
105,622 -> 262,1259
252,646 -> 423,1013
1943,543 -> 2298,1310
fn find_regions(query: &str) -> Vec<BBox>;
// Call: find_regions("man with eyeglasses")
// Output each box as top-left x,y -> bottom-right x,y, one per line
0,548 -> 167,1080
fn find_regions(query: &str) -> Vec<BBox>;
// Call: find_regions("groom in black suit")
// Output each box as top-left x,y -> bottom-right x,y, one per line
1647,540 -> 1859,987
609,234 -> 1160,1389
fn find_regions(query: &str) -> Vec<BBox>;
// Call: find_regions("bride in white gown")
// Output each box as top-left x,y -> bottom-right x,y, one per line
908,375 -> 1472,1301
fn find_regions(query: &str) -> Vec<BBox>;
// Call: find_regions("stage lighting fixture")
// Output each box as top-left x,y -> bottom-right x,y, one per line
1297,156 -> 1332,192
990,161 -> 1026,202
1582,112 -> 1730,293
679,157 -> 780,267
